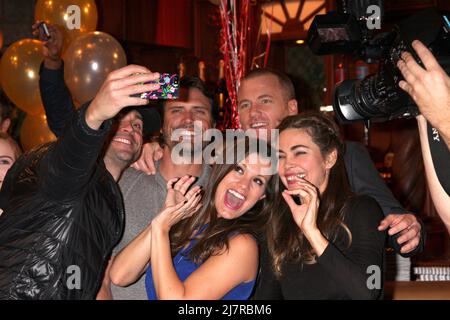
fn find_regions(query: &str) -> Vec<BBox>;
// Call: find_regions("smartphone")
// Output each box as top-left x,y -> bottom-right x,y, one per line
38,22 -> 51,41
133,73 -> 179,100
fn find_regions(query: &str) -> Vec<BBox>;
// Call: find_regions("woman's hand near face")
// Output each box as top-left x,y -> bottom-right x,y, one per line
282,179 -> 320,233
282,179 -> 329,256
152,175 -> 203,233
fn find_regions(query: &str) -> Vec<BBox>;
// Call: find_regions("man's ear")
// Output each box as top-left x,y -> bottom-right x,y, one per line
325,149 -> 338,170
287,99 -> 298,116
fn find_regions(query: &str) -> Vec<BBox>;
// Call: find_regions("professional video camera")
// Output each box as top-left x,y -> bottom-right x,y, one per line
307,1 -> 450,123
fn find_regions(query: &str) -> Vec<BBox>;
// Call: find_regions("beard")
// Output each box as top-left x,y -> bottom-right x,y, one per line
104,140 -> 141,169
114,148 -> 140,164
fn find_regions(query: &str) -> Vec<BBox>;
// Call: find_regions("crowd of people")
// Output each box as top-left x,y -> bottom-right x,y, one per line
0,22 -> 448,300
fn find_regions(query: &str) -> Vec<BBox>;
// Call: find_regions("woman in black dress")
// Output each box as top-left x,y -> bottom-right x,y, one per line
255,112 -> 386,300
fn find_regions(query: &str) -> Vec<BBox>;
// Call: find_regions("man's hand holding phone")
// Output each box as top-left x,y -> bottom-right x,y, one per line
86,65 -> 160,130
132,73 -> 179,100
32,21 -> 64,70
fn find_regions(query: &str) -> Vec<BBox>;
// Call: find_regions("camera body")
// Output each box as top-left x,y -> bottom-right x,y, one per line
308,2 -> 450,123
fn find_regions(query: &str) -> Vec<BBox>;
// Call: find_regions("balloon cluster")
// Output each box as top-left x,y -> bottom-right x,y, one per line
0,0 -> 127,151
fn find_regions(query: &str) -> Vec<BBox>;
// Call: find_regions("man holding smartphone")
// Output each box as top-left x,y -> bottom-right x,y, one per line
34,23 -> 215,300
0,64 -> 161,299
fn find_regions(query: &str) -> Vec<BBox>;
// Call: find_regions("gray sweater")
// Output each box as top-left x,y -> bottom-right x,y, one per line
112,162 -> 211,300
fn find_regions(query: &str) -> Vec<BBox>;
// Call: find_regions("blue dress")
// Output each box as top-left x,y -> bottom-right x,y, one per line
145,226 -> 256,300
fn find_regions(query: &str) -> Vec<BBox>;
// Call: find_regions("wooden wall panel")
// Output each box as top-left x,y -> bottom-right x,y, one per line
95,0 -> 125,40
94,0 -> 223,75
385,0 -> 438,11
438,0 -> 450,11
124,43 -> 190,74
125,0 -> 158,44
193,0 -> 222,83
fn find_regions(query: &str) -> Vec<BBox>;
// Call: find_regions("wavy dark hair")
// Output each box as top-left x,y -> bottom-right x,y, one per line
268,112 -> 354,276
169,137 -> 279,263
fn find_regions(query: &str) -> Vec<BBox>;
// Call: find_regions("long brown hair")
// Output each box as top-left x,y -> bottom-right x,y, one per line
169,137 -> 279,263
268,112 -> 353,276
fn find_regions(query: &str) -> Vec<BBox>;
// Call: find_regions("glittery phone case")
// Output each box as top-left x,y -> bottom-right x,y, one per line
136,73 -> 179,100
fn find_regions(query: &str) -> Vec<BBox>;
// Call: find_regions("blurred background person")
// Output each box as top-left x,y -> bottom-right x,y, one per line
0,132 -> 21,189
0,91 -> 13,134
0,132 -> 21,216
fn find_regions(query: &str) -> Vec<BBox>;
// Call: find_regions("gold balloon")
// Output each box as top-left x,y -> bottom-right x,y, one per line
0,39 -> 45,115
63,31 -> 127,104
20,112 -> 56,151
35,0 -> 98,48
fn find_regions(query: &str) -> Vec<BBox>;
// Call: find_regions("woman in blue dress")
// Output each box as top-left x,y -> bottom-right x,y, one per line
110,139 -> 278,299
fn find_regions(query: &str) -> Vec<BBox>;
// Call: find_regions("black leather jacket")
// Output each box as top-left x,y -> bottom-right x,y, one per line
0,106 -> 124,299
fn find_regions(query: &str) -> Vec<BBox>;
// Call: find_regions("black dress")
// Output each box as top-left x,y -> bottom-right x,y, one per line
254,195 -> 386,300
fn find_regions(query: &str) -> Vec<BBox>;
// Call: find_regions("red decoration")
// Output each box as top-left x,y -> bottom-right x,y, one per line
218,0 -> 271,130
218,0 -> 250,129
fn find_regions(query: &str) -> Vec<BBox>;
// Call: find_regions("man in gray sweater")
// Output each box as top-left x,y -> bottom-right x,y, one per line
105,77 -> 215,300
